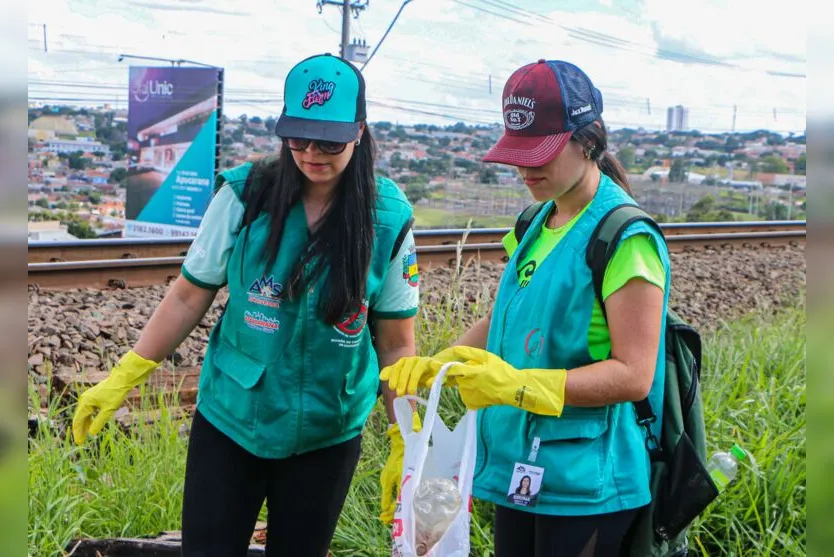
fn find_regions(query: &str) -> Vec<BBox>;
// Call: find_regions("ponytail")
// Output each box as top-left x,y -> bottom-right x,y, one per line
597,152 -> 631,194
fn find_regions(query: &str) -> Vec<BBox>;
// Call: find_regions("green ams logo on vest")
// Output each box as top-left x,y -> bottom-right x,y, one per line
247,276 -> 284,308
244,276 -> 283,334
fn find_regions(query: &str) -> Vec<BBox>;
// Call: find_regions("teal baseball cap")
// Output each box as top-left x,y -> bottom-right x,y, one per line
274,53 -> 367,143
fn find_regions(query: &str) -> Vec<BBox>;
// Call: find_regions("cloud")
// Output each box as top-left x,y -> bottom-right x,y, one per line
26,0 -> 806,132
643,0 -> 806,62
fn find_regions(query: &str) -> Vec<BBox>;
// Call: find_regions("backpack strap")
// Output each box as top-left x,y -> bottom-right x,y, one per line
514,202 -> 547,243
585,203 -> 666,459
586,204 -> 664,319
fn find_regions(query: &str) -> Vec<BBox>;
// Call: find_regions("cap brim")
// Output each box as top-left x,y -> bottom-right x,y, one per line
482,132 -> 572,167
274,114 -> 360,143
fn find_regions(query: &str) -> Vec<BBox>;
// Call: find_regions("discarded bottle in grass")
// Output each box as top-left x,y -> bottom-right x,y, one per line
707,443 -> 746,491
413,477 -> 462,556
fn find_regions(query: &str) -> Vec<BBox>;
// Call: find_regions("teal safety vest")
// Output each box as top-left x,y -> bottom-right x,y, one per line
473,173 -> 672,516
197,164 -> 414,458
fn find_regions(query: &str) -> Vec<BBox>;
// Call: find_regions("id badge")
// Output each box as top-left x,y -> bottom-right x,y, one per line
506,462 -> 545,507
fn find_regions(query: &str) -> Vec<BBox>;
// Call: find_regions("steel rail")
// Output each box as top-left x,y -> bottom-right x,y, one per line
28,220 -> 806,263
28,229 -> 805,291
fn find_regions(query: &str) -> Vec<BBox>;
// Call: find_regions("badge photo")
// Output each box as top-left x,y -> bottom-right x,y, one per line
506,462 -> 545,507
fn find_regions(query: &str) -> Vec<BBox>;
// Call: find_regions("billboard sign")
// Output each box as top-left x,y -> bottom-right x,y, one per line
125,66 -> 221,238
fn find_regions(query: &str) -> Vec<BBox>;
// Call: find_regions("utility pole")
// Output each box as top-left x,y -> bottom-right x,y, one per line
340,0 -> 350,59
732,105 -> 737,133
317,0 -> 368,60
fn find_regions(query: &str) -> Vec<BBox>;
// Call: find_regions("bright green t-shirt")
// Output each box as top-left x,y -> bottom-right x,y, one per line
502,207 -> 666,360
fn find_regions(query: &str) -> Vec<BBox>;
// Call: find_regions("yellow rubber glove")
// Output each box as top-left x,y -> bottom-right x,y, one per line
380,411 -> 422,524
444,346 -> 568,417
72,350 -> 161,444
379,346 -> 466,397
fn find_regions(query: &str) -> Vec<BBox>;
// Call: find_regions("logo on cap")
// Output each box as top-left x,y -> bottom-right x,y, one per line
505,109 -> 535,131
503,94 -> 537,131
302,78 -> 336,109
569,104 -> 592,117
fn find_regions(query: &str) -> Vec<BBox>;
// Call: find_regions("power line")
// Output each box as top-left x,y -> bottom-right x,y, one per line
367,99 -> 496,124
27,78 -> 805,120
29,7 -> 805,81
360,0 -> 414,71
450,0 -> 532,26
28,33 -> 804,117
460,0 -> 806,78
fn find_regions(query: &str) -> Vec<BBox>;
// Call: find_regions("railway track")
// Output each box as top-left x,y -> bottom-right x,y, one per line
28,220 -> 805,263
28,221 -> 805,291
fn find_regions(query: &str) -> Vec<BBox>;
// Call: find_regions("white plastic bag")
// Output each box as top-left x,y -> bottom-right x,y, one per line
391,362 -> 477,557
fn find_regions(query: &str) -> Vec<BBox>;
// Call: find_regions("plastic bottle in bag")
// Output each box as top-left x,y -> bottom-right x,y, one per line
412,477 -> 462,556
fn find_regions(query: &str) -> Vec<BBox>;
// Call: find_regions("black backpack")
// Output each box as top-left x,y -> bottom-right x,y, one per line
514,203 -> 719,557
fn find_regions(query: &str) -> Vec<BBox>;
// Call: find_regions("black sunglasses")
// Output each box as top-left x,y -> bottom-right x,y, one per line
283,137 -> 348,155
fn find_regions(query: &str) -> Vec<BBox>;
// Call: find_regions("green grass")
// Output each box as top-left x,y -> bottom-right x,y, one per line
28,285 -> 805,556
413,206 -> 517,229
687,307 -> 806,556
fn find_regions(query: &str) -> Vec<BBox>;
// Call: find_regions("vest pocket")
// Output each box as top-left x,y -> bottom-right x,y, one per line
530,408 -> 610,498
211,340 -> 268,429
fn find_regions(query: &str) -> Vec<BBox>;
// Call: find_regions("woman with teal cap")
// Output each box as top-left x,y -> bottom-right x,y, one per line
72,53 -> 420,556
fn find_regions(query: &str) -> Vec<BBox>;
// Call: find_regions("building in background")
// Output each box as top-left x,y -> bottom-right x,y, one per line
28,220 -> 77,242
666,105 -> 690,132
27,115 -> 79,142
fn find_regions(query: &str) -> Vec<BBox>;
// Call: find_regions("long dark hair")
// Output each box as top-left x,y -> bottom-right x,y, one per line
571,118 -> 632,194
239,126 -> 378,325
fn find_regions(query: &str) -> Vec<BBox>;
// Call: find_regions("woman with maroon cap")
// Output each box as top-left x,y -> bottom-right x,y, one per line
382,59 -> 672,556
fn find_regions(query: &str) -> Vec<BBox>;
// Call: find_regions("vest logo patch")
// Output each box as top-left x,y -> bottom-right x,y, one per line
401,246 -> 419,287
332,299 -> 369,348
524,327 -> 544,358
518,260 -> 537,289
248,275 -> 284,308
244,310 -> 281,334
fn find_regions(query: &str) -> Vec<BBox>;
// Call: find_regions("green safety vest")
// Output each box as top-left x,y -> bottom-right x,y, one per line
197,163 -> 414,458
474,174 -> 672,515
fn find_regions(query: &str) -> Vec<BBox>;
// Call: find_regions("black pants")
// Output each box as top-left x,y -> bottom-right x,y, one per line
493,504 -> 641,557
181,410 -> 362,557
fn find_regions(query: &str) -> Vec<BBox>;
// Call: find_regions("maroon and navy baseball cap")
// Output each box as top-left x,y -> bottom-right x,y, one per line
483,59 -> 603,167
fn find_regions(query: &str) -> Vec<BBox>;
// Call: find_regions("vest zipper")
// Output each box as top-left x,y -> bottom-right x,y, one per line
499,288 -> 523,360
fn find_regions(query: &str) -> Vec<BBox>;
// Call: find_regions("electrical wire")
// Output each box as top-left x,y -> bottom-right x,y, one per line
360,0 -> 414,71
459,0 -> 806,78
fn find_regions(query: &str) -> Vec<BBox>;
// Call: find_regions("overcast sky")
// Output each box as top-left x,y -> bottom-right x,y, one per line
27,0 -> 807,134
